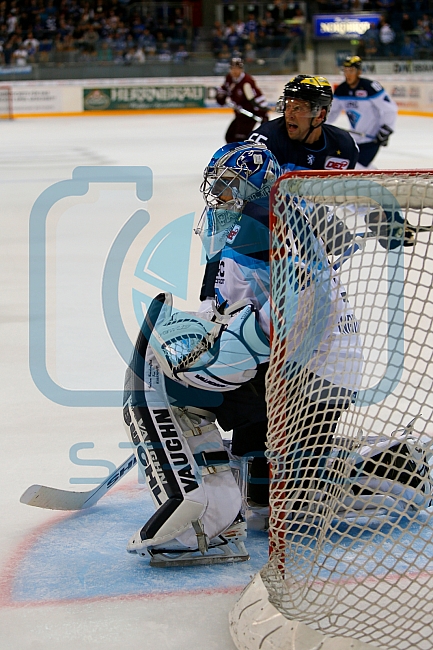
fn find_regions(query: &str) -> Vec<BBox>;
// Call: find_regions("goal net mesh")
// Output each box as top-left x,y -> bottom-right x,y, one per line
261,170 -> 433,649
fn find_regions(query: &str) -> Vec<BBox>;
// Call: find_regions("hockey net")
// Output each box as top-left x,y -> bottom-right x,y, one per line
230,170 -> 433,650
0,85 -> 13,120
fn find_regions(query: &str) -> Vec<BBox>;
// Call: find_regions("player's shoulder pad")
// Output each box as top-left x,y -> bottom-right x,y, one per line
333,81 -> 351,97
323,124 -> 358,151
360,77 -> 384,96
243,73 -> 255,83
247,115 -> 285,143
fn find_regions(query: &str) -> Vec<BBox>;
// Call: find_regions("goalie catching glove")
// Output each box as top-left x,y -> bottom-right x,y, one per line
149,295 -> 270,392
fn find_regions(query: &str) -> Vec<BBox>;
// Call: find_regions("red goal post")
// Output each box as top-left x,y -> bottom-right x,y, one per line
230,169 -> 433,650
0,85 -> 13,120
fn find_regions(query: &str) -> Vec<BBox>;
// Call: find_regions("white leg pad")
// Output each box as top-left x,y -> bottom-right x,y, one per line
124,348 -> 242,553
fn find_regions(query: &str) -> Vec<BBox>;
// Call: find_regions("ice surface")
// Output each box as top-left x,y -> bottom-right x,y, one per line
1,110 -> 433,649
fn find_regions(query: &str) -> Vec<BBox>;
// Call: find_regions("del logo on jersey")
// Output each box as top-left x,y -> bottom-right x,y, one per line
226,223 -> 241,243
324,157 -> 350,170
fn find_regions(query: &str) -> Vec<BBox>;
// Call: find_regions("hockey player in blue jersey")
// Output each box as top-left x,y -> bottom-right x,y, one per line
327,56 -> 398,169
248,75 -> 359,173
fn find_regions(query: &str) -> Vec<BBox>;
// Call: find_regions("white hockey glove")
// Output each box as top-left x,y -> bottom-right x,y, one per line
375,124 -> 393,146
149,295 -> 270,392
197,297 -> 216,321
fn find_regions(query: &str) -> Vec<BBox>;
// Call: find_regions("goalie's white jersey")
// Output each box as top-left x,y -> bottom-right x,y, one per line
327,77 -> 397,145
211,213 -> 363,392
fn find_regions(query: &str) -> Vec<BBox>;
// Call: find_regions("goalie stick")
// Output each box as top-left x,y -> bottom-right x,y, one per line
20,453 -> 137,511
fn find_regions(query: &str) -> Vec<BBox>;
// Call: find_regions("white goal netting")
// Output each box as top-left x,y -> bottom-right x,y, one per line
230,170 -> 433,650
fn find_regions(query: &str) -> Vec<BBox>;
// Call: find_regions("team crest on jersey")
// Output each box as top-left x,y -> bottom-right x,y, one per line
355,89 -> 368,97
226,223 -> 241,243
324,157 -> 350,170
347,110 -> 360,128
307,154 -> 315,165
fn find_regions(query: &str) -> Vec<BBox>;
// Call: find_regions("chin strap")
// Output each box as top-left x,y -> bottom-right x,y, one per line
301,117 -> 325,145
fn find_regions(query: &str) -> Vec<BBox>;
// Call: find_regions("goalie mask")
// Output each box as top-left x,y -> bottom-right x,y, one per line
197,142 -> 280,256
201,142 -> 280,211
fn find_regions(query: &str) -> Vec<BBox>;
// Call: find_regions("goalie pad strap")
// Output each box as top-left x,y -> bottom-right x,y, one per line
182,423 -> 216,438
194,449 -> 231,475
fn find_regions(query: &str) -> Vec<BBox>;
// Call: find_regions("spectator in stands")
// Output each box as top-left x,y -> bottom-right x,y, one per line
81,24 -> 99,54
214,43 -> 231,75
97,39 -> 113,62
140,28 -> 156,57
112,27 -> 127,58
225,24 -> 241,53
400,34 -> 417,57
264,10 -> 275,32
131,15 -> 145,42
3,33 -> 14,64
234,18 -> 245,39
23,31 -> 39,62
363,21 -> 380,47
364,37 -> 379,58
417,21 -> 433,54
6,12 -> 17,35
172,18 -> 187,46
58,16 -> 74,40
378,15 -> 395,56
244,42 -> 257,64
244,12 -> 258,42
53,32 -> 65,57
12,41 -> 29,66
158,41 -> 172,62
95,0 -> 105,17
124,45 -> 145,64
174,43 -> 188,63
401,13 -> 415,34
211,20 -> 223,53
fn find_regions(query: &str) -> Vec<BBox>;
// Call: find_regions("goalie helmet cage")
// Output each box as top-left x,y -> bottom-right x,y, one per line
0,85 -> 13,120
229,169 -> 433,650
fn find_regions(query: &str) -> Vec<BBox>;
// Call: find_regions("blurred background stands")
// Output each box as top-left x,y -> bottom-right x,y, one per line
0,0 -> 432,80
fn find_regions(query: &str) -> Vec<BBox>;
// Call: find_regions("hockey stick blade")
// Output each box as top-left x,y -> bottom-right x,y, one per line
347,129 -> 376,139
20,453 -> 137,511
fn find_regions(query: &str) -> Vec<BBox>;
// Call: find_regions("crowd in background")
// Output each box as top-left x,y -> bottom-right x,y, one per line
0,0 -> 197,66
356,10 -> 433,59
0,0 -> 433,68
212,4 -> 306,72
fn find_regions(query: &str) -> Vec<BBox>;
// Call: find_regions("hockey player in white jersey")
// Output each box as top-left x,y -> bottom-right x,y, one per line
122,144 -> 281,566
327,56 -> 397,169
